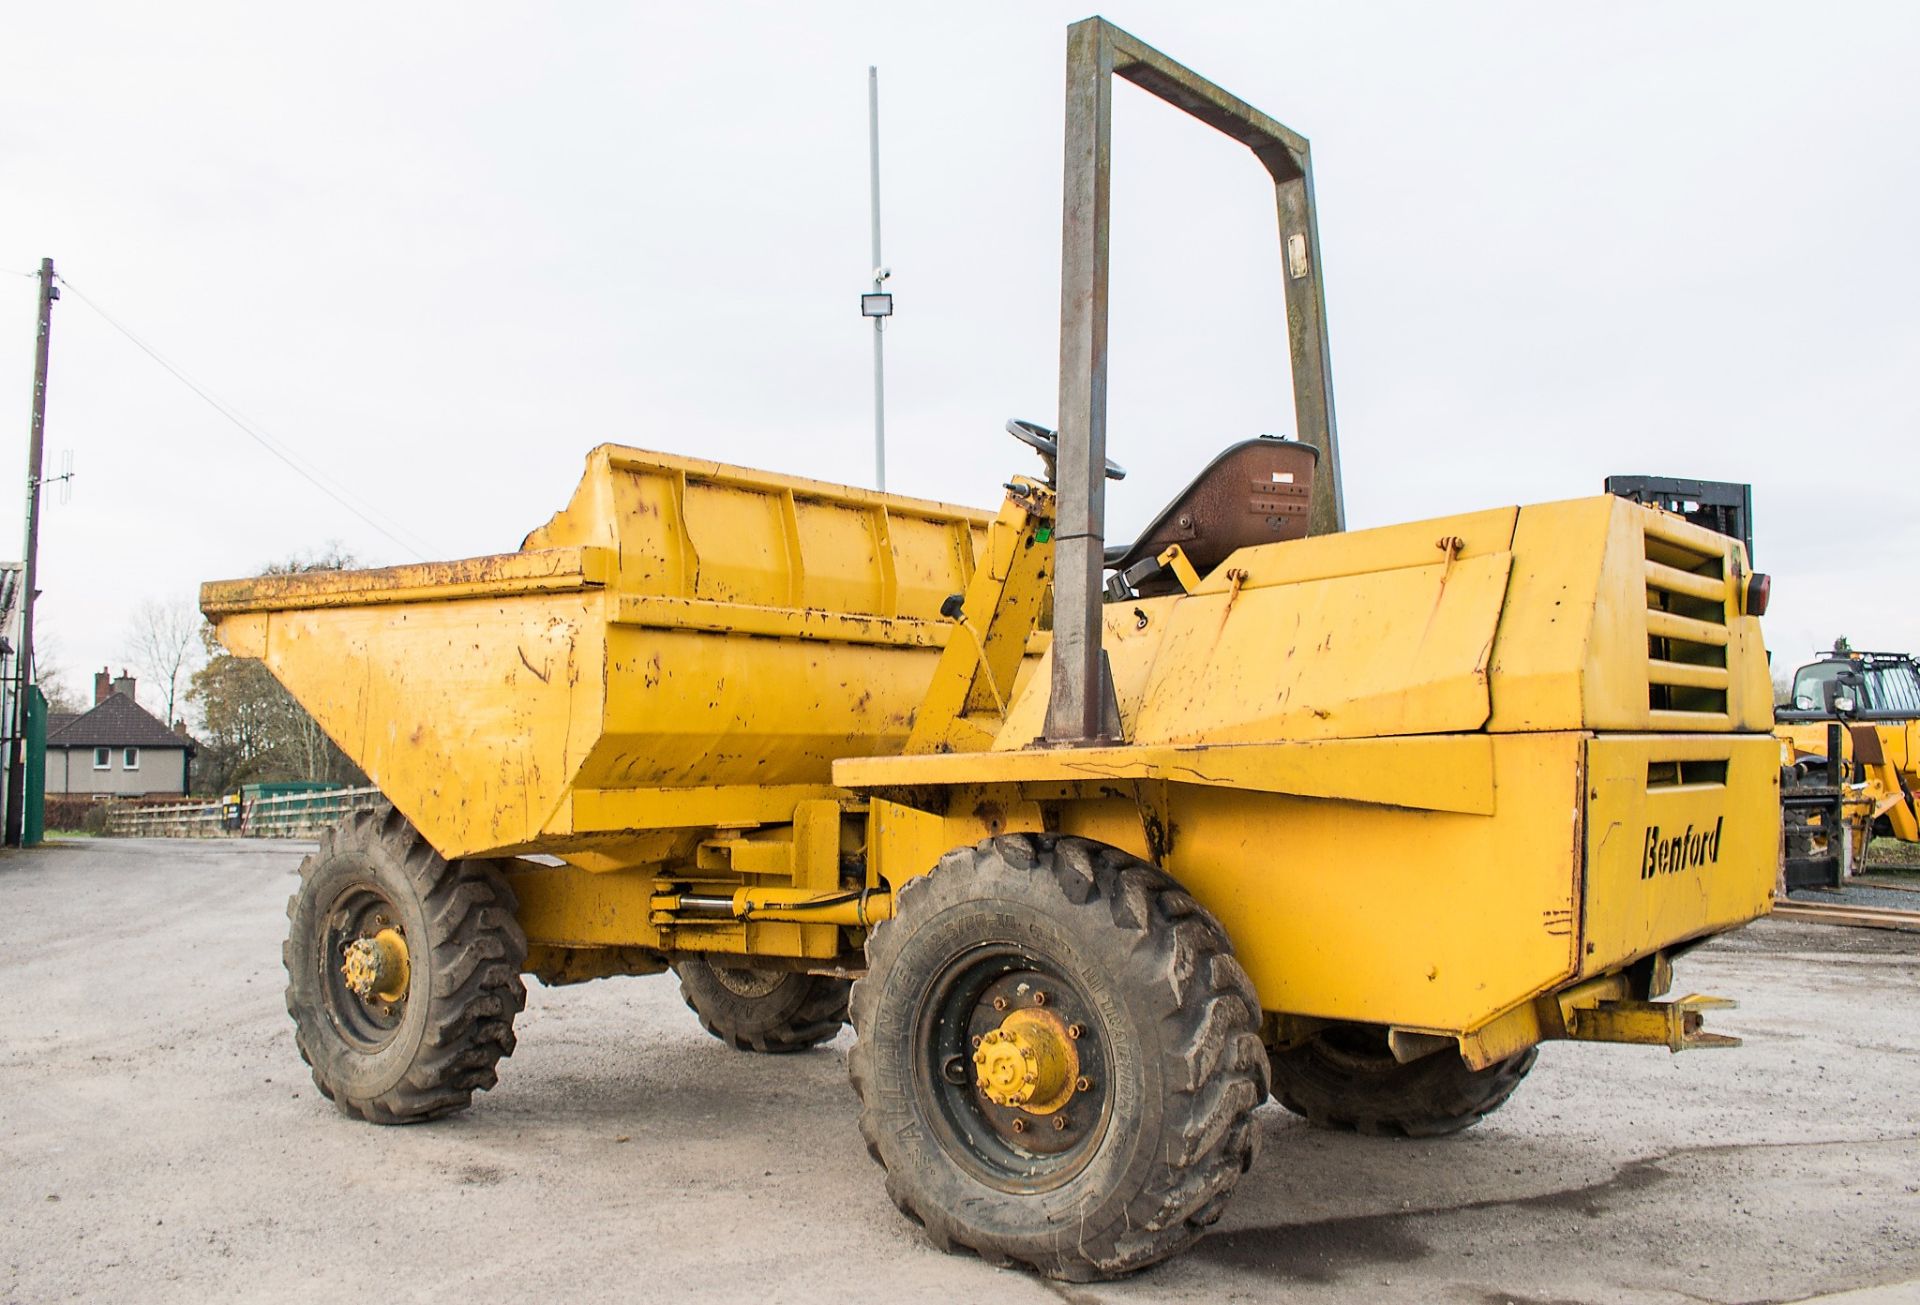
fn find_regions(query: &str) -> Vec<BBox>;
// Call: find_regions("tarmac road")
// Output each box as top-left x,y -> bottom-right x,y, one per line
2,837 -> 1917,1304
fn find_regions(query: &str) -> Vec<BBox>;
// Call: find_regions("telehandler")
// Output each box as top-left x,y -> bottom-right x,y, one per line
1777,642 -> 1920,882
200,19 -> 1780,1280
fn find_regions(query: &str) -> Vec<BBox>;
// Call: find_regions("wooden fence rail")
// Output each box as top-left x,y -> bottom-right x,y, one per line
105,786 -> 385,839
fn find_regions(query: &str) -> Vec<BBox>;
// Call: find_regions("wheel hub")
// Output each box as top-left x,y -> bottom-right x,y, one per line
341,927 -> 410,1004
921,955 -> 1111,1187
973,1006 -> 1079,1114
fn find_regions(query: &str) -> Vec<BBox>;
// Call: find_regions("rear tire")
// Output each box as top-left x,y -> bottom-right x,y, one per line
674,955 -> 849,1053
1268,1024 -> 1535,1138
850,835 -> 1268,1281
284,805 -> 527,1124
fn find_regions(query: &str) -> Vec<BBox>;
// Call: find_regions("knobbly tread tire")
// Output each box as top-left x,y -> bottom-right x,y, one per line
284,804 -> 528,1124
848,834 -> 1269,1281
1268,1030 -> 1537,1138
673,956 -> 849,1054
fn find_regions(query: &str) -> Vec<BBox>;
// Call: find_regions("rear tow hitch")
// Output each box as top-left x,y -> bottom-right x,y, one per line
1567,994 -> 1740,1053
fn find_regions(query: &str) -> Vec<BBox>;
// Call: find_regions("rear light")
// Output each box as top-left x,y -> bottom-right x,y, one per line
1745,572 -> 1771,617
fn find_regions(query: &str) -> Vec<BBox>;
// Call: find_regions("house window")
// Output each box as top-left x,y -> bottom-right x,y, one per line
124,747 -> 141,770
93,747 -> 110,770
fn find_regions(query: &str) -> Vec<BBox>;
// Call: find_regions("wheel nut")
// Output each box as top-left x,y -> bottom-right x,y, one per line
1053,1116 -> 1068,1131
970,1035 -> 982,1048
1075,1075 -> 1092,1093
1067,1023 -> 1084,1039
993,996 -> 1008,1012
1033,991 -> 1048,1006
1011,1118 -> 1027,1134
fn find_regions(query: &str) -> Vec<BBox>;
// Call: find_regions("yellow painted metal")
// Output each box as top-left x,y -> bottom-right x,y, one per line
208,431 -> 1778,1067
975,1008 -> 1079,1113
841,734 -> 1498,815
1155,545 -> 1201,593
209,584 -> 607,859
930,495 -> 1770,755
505,857 -> 860,960
202,548 -> 615,618
842,494 -> 1778,1046
948,733 -> 1589,1028
506,861 -> 662,949
1565,994 -> 1740,1052
853,728 -> 1774,1041
1487,497 -> 1771,735
1581,735 -> 1780,972
696,800 -> 843,889
905,483 -> 1056,755
858,733 -> 1590,1033
1451,971 -> 1631,1070
1449,965 -> 1742,1066
341,928 -> 409,1005
650,888 -> 893,929
1116,549 -> 1512,743
1178,505 -> 1520,591
523,447 -> 987,617
1778,714 -> 1920,857
200,444 -> 993,864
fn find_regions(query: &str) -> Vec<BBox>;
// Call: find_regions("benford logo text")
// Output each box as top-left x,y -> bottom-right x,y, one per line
1641,817 -> 1725,880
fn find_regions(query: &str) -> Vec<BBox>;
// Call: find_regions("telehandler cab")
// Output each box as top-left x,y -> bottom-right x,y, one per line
201,18 -> 1780,1280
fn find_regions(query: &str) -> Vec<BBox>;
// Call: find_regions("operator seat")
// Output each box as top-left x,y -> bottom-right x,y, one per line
1104,435 -> 1318,598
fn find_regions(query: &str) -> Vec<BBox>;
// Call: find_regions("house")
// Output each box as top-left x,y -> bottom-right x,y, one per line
44,669 -> 194,798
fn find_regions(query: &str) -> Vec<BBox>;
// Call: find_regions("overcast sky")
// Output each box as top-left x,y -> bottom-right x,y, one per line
2,2 -> 1916,714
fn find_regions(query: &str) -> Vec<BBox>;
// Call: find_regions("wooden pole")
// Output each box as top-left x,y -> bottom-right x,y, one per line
6,257 -> 54,847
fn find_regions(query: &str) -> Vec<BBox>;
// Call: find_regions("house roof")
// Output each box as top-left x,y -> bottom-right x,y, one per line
47,694 -> 192,751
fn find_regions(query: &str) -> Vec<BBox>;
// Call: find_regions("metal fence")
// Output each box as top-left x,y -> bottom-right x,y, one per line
105,786 -> 385,839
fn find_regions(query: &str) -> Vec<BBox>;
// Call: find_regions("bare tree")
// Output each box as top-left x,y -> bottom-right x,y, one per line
31,629 -> 86,715
124,597 -> 203,727
188,548 -> 368,794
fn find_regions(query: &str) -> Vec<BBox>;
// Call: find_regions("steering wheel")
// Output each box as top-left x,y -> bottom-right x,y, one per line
1006,419 -> 1127,482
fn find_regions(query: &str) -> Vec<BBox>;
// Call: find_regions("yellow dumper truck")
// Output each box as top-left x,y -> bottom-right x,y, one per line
200,20 -> 1780,1281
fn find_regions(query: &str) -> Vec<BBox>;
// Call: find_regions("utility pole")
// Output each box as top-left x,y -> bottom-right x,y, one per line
6,257 -> 54,847
860,65 -> 893,491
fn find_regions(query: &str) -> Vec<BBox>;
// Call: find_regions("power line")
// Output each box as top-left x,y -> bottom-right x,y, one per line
54,275 -> 437,561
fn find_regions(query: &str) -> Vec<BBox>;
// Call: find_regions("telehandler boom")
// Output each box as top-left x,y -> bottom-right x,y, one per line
200,18 -> 1780,1281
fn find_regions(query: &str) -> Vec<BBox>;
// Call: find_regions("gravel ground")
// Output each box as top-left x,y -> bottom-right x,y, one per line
1788,883 -> 1920,912
1865,839 -> 1920,871
2,837 -> 1917,1305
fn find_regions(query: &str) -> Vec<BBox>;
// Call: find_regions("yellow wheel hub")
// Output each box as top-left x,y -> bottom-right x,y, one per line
973,1007 -> 1079,1114
341,928 -> 410,1005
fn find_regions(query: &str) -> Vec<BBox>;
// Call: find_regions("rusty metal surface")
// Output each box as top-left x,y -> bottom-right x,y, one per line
1046,17 -> 1343,745
1107,438 -> 1318,591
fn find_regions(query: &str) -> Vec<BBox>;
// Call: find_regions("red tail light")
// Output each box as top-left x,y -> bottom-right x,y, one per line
1745,572 -> 1771,617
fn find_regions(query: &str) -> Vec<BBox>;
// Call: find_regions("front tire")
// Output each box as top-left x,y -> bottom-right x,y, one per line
849,835 -> 1268,1281
284,805 -> 527,1124
674,955 -> 849,1053
1268,1024 -> 1536,1138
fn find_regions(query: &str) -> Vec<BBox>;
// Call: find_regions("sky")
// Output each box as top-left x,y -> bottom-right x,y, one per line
1,1 -> 1916,718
